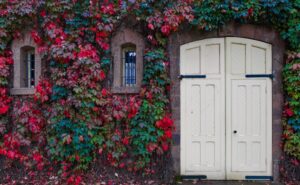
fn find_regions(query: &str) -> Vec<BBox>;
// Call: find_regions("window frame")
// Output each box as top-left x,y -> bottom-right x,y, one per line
122,45 -> 137,87
111,28 -> 145,94
22,48 -> 35,88
10,31 -> 42,95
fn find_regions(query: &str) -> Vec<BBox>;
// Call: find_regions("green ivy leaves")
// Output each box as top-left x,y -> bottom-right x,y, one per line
283,55 -> 300,159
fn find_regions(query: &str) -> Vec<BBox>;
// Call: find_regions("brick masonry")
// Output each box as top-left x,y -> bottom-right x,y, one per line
168,22 -> 285,182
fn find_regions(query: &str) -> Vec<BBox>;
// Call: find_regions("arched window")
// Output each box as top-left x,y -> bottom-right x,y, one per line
122,44 -> 136,87
111,28 -> 144,94
11,31 -> 42,95
20,46 -> 35,88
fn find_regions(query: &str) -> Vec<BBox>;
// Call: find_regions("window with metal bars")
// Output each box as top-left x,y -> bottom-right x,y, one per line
24,50 -> 35,88
122,46 -> 136,87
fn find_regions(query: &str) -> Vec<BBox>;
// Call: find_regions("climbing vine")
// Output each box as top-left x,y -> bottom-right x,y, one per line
0,0 -> 299,184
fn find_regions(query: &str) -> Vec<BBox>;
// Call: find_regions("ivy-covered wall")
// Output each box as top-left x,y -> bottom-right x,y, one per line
0,0 -> 299,184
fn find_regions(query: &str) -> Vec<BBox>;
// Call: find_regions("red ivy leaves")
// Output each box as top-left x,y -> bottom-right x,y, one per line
13,100 -> 46,135
0,88 -> 11,115
99,70 -> 106,80
148,23 -> 155,30
155,115 -> 173,130
146,1 -> 194,36
248,7 -> 254,17
101,88 -> 108,97
34,79 -> 52,103
96,31 -> 110,50
40,10 -> 46,17
111,96 -> 141,121
161,25 -> 171,36
0,105 -> 9,115
31,31 -> 43,45
1,139 -> 46,171
161,142 -> 169,152
0,133 -> 28,162
100,3 -> 116,15
0,56 -> 13,68
284,104 -> 294,118
78,44 -> 99,62
155,115 -> 174,152
32,151 -> 44,170
0,52 -> 13,115
147,143 -> 158,153
127,96 -> 141,119
67,175 -> 82,185
121,136 -> 130,145
286,108 -> 294,117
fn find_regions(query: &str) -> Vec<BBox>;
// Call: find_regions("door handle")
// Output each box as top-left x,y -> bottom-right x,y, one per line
233,130 -> 237,134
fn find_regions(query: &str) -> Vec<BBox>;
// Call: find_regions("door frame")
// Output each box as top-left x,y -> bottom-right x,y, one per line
169,23 -> 285,182
179,37 -> 273,180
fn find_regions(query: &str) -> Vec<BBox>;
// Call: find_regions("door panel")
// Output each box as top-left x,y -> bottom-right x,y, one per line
181,79 -> 224,178
226,37 -> 272,179
250,46 -> 268,74
231,80 -> 267,172
226,37 -> 272,77
180,38 -> 225,179
230,43 -> 247,74
182,46 -> 201,74
203,43 -> 221,75
180,38 -> 224,78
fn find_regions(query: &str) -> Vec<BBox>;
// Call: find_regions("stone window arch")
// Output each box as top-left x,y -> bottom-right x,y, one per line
111,28 -> 144,94
11,31 -> 42,95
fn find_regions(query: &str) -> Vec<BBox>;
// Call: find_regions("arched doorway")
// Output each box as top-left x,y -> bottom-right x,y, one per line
180,37 -> 272,180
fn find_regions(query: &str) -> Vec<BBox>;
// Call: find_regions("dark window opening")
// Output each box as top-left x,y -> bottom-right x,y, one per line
122,46 -> 136,87
24,50 -> 35,88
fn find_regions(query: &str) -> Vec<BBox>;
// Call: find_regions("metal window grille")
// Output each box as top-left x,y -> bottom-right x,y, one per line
122,48 -> 136,87
24,51 -> 35,88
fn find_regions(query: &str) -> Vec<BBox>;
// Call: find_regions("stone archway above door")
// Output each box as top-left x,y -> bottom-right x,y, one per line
168,23 -> 285,182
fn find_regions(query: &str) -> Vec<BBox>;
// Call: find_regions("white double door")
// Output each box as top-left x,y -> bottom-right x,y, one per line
180,37 -> 272,180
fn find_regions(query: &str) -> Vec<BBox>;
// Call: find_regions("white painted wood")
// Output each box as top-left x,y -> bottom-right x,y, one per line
229,42 -> 247,74
180,37 -> 272,180
231,80 -> 268,171
226,37 -> 272,179
180,38 -> 225,179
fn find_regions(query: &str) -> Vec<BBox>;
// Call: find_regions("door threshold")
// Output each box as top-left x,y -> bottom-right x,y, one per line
181,175 -> 207,180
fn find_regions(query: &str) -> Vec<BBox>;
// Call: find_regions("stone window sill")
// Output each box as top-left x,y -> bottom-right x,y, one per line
111,86 -> 140,94
10,88 -> 35,95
